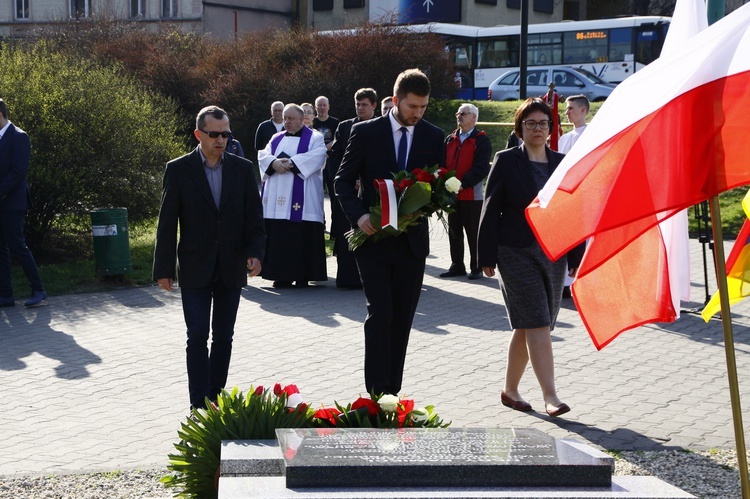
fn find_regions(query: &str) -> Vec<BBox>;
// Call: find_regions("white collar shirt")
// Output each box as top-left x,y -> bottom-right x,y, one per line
389,112 -> 414,164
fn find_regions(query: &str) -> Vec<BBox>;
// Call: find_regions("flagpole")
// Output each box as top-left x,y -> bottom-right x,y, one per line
708,196 -> 750,498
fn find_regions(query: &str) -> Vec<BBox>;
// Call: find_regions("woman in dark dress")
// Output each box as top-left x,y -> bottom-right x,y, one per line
478,98 -> 583,418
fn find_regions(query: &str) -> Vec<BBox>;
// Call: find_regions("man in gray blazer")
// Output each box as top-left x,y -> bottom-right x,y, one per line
0,98 -> 46,308
153,105 -> 266,410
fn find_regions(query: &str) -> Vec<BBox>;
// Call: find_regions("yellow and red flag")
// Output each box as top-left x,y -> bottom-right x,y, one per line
702,192 -> 750,321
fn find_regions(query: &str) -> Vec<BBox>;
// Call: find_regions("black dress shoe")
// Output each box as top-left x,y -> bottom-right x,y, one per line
468,270 -> 483,280
273,281 -> 293,288
439,268 -> 466,278
24,290 -> 47,307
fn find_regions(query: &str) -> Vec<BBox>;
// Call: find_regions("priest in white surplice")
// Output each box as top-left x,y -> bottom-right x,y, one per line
258,104 -> 328,288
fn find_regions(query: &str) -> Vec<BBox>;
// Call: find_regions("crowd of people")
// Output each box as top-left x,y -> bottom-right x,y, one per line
151,73 -> 591,416
0,71 -> 591,417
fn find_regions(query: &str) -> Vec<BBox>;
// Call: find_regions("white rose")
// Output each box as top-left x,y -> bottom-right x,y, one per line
377,394 -> 399,412
445,177 -> 462,194
285,393 -> 304,408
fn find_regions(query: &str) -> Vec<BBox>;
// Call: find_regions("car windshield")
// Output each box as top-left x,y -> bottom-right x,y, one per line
571,67 -> 607,84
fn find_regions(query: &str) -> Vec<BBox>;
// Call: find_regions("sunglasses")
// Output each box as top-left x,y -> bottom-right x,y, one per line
200,129 -> 232,139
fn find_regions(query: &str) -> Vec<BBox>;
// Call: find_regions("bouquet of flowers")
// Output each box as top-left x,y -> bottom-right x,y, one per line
164,384 -> 449,497
312,392 -> 450,429
346,164 -> 462,251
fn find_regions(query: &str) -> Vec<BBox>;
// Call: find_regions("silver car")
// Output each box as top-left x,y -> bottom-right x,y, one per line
487,66 -> 616,102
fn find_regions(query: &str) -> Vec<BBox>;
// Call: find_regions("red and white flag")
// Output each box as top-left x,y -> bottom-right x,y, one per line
526,2 -> 750,349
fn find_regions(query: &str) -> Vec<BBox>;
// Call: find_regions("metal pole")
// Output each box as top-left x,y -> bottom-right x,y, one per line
708,196 -> 750,499
519,0 -> 528,100
704,4 -> 745,494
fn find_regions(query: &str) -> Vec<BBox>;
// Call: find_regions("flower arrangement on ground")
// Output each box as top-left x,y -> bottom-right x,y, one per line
346,164 -> 462,250
312,392 -> 450,429
163,386 -> 449,498
162,384 -> 311,499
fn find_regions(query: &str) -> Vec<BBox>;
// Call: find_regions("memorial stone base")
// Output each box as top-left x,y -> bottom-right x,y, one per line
218,428 -> 694,498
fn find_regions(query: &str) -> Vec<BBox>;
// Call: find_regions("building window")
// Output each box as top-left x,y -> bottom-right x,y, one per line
131,0 -> 145,17
344,0 -> 365,8
163,0 -> 177,17
70,0 -> 90,18
16,0 -> 30,19
534,0 -> 553,14
313,0 -> 333,11
507,0 -> 520,9
475,0 -> 498,5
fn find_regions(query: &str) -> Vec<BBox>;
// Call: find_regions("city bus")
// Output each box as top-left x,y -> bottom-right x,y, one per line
406,16 -> 671,100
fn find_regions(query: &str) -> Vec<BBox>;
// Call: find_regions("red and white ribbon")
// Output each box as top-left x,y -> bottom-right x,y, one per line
375,179 -> 398,230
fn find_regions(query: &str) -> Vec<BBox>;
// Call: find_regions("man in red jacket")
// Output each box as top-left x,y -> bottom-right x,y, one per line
440,103 -> 492,280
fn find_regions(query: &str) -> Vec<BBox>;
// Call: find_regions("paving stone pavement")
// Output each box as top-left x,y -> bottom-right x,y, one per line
1,214 -> 749,476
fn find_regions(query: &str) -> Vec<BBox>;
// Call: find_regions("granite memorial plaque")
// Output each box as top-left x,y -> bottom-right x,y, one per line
276,427 -> 612,488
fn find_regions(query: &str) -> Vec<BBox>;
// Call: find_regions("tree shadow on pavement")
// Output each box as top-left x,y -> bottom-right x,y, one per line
241,281 -> 366,327
0,305 -> 102,379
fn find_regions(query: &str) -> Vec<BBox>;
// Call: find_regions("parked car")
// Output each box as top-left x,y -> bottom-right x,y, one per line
487,66 -> 616,102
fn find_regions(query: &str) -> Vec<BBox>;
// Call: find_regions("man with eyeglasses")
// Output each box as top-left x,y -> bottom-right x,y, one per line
153,105 -> 266,412
257,104 -> 328,288
440,103 -> 492,281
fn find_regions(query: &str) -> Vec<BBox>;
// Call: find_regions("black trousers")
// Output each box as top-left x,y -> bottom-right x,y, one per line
447,200 -> 483,273
181,282 -> 241,409
355,235 -> 425,396
0,210 -> 44,298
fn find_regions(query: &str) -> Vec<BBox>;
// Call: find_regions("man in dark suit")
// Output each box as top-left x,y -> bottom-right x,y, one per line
327,87 -> 378,289
153,105 -> 266,410
254,101 -> 284,164
335,69 -> 445,396
0,98 -> 46,308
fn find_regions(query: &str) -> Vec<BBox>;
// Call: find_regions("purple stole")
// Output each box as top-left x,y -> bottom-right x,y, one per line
265,127 -> 312,223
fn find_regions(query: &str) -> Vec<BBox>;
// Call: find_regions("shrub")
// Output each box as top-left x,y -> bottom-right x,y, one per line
0,41 -> 187,257
64,22 -> 456,156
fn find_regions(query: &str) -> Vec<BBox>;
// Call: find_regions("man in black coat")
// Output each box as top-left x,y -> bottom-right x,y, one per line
153,105 -> 266,410
0,98 -> 46,307
254,101 -> 284,165
327,87 -> 379,289
335,69 -> 445,396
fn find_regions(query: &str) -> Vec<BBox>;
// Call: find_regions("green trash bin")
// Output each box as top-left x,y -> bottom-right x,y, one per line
91,208 -> 132,276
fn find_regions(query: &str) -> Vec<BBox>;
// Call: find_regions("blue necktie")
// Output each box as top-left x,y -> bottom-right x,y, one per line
397,127 -> 408,170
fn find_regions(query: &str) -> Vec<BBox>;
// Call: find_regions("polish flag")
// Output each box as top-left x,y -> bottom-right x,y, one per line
526,2 -> 750,349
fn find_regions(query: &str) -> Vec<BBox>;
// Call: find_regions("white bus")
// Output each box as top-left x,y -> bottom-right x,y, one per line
406,16 -> 671,100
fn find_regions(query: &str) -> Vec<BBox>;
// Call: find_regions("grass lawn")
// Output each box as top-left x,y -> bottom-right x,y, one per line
11,219 -> 336,298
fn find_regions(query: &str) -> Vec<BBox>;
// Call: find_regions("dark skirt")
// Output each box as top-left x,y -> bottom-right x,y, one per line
261,219 -> 328,282
495,242 -> 566,330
